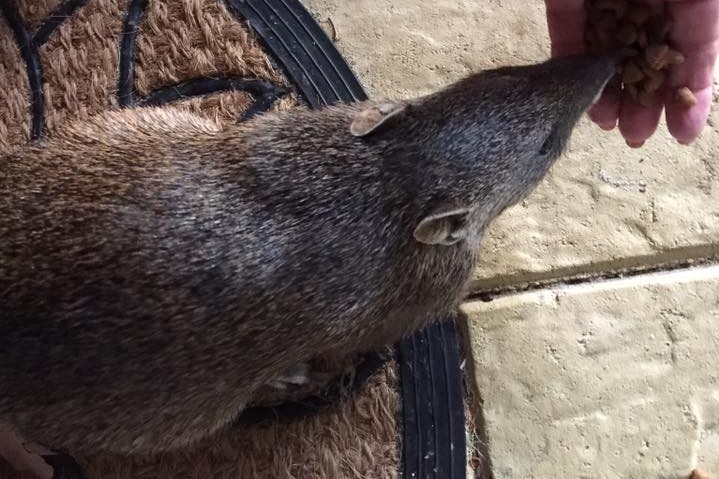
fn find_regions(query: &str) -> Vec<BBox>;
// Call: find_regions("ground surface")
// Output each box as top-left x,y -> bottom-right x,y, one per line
304,0 -> 719,477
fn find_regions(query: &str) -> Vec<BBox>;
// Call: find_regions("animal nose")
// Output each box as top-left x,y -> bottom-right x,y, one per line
577,54 -> 619,89
553,54 -> 619,105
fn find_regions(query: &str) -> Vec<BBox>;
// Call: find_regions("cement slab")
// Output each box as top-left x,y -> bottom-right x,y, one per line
465,265 -> 719,479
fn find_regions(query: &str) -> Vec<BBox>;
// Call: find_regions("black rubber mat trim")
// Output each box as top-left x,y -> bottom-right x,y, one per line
399,317 -> 467,479
33,0 -> 88,46
135,76 -> 287,121
240,88 -> 285,120
0,1 -> 45,140
117,2 -> 286,114
223,0 -> 366,107
1,0 -> 89,141
117,0 -> 148,107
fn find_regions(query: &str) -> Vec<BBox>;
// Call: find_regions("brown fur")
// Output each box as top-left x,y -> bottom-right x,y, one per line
0,55 -> 615,456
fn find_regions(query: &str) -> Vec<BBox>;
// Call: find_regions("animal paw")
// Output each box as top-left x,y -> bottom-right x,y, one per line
40,450 -> 86,479
267,362 -> 311,390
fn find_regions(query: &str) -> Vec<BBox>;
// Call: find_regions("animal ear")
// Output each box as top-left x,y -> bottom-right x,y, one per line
350,102 -> 406,137
413,207 -> 471,246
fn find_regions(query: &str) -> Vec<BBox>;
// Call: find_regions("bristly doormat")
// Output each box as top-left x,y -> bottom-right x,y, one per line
0,1 -> 469,478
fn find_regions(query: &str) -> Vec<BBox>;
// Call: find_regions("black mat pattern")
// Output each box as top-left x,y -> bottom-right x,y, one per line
1,2 -> 467,478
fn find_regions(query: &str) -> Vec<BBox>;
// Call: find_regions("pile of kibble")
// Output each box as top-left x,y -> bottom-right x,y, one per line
584,0 -> 696,107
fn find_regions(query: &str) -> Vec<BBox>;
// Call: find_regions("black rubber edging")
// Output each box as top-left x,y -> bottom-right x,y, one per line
33,0 -> 88,46
117,0 -> 147,107
399,317 -> 466,479
135,77 -> 286,121
224,0 -> 366,107
0,1 -> 46,140
117,0 -> 287,115
223,2 -> 467,478
0,0 -> 87,141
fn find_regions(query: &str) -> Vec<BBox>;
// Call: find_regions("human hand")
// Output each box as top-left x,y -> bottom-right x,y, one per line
545,0 -> 719,147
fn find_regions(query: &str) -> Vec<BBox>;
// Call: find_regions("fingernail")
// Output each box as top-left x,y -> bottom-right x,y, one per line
589,115 -> 616,131
626,139 -> 645,148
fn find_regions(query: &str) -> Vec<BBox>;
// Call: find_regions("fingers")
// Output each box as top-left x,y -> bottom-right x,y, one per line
664,0 -> 719,143
588,76 -> 622,130
618,89 -> 665,147
666,86 -> 715,144
547,0 -> 718,145
665,42 -> 717,145
545,0 -> 587,56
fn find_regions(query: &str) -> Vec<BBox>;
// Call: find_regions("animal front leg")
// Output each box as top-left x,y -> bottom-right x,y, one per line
0,422 -> 84,479
266,362 -> 311,390
266,359 -> 345,391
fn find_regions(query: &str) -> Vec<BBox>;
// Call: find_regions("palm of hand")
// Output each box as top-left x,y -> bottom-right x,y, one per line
545,0 -> 719,146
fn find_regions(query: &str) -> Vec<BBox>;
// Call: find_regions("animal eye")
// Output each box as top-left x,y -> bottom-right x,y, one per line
539,130 -> 556,155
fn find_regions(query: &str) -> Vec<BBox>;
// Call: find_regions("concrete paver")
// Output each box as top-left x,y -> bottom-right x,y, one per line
471,112 -> 719,291
464,265 -> 719,478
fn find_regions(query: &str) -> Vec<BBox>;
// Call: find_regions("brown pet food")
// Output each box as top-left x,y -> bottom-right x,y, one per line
674,86 -> 698,107
622,60 -> 644,84
642,67 -> 665,93
645,43 -> 670,69
584,0 -> 686,107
